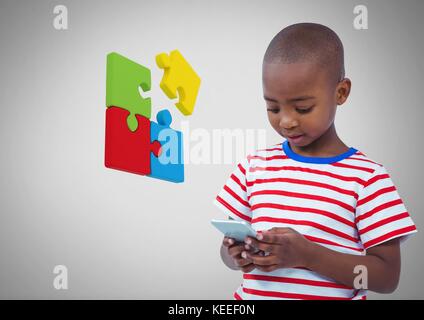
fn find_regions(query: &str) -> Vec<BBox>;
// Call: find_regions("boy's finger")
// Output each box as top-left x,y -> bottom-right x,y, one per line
256,264 -> 279,273
255,231 -> 282,244
242,251 -> 276,266
240,263 -> 256,273
235,257 -> 253,267
244,237 -> 277,253
267,227 -> 292,234
244,244 -> 256,251
228,244 -> 245,257
222,237 -> 235,247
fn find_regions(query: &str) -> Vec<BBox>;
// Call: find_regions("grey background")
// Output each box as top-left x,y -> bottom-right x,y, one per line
0,0 -> 423,299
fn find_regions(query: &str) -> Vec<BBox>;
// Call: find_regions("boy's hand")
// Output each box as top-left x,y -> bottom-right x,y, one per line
222,237 -> 258,273
242,227 -> 312,272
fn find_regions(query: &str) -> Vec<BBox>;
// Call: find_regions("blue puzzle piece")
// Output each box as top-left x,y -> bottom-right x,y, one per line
149,109 -> 184,183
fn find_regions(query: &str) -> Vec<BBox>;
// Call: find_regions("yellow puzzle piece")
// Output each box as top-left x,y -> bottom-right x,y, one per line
156,50 -> 201,116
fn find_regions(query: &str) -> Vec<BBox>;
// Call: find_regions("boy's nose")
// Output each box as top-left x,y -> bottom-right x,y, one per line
279,116 -> 299,130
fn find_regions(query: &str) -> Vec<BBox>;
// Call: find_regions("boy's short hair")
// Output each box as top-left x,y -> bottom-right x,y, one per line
263,23 -> 345,83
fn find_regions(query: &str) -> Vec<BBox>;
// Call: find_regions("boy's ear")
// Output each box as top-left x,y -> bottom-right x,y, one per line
336,78 -> 351,105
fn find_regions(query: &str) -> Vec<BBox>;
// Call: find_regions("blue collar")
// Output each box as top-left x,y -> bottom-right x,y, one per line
282,140 -> 357,164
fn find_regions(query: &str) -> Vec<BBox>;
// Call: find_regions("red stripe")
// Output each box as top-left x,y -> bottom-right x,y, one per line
243,287 -> 352,300
304,235 -> 363,252
247,155 -> 289,161
251,203 -> 355,228
215,196 -> 251,222
356,199 -> 403,223
357,186 -> 396,207
249,166 -> 366,186
224,185 -> 250,208
249,189 -> 355,213
363,225 -> 417,248
230,174 -> 247,192
243,274 -> 352,290
359,212 -> 410,235
346,156 -> 379,165
331,162 -> 374,173
355,151 -> 366,156
251,216 -> 359,243
234,292 -> 242,300
257,147 -> 282,152
364,174 -> 390,188
351,289 -> 366,300
238,163 -> 246,175
246,177 -> 358,200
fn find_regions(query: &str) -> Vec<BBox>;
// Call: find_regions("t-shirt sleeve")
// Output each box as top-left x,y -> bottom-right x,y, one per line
213,156 -> 252,223
355,165 -> 417,250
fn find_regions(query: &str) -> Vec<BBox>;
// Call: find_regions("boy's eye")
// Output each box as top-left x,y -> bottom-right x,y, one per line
267,108 -> 279,114
296,106 -> 313,114
267,105 -> 314,114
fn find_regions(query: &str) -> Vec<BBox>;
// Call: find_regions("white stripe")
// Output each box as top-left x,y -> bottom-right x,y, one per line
213,198 -> 250,222
357,202 -> 407,225
251,221 -> 360,247
248,164 -> 362,191
361,218 -> 416,244
218,188 -> 251,216
243,278 -> 354,299
251,207 -> 356,237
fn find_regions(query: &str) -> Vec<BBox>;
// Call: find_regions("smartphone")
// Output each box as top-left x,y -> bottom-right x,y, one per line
211,219 -> 257,242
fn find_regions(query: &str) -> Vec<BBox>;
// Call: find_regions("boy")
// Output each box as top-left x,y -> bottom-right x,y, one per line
214,23 -> 417,300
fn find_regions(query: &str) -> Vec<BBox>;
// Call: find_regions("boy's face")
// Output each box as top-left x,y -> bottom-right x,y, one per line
262,62 -> 349,148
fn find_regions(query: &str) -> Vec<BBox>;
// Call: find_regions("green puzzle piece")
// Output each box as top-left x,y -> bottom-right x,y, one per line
106,52 -> 151,132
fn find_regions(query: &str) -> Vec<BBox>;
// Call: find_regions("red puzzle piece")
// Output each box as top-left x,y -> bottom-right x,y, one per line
105,106 -> 161,176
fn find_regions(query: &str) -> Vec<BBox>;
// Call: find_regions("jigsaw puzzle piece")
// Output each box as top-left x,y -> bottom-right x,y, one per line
156,50 -> 201,116
105,106 -> 161,176
149,109 -> 184,183
106,52 -> 152,132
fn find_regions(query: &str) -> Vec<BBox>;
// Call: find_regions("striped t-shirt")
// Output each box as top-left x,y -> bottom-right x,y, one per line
214,140 -> 417,300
